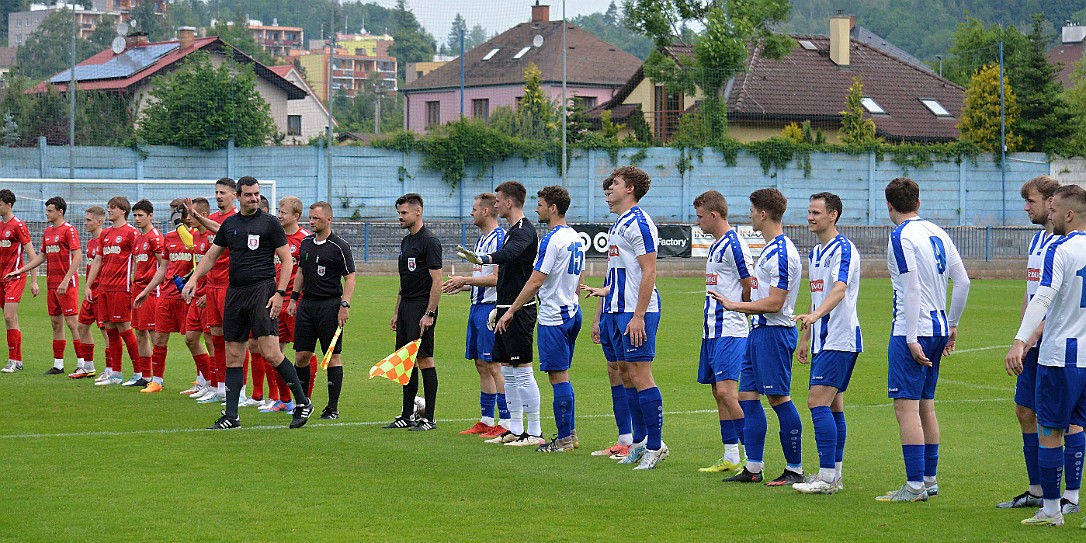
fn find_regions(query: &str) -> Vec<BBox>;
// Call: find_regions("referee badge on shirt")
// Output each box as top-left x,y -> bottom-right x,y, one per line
247,234 -> 260,250
407,257 -> 416,271
317,264 -> 326,276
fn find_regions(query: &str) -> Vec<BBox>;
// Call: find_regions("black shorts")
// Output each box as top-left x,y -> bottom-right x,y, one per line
293,298 -> 343,355
222,279 -> 279,342
396,299 -> 436,358
492,305 -> 536,365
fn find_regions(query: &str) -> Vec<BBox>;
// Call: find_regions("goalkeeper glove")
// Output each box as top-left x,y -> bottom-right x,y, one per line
456,245 -> 484,265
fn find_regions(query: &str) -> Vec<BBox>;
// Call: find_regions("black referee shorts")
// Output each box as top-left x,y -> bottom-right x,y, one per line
223,279 -> 279,342
293,298 -> 343,355
492,305 -> 536,365
396,299 -> 436,358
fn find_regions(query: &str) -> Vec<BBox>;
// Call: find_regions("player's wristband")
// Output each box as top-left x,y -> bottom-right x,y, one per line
275,289 -> 287,297
425,310 -> 437,318
290,291 -> 301,301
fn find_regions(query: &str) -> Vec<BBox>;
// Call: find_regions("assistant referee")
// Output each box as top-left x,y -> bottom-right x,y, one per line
288,201 -> 356,420
182,176 -> 313,430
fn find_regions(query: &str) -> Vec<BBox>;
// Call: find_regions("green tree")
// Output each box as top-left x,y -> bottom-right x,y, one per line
388,0 -> 436,81
958,64 -> 1022,152
941,18 -> 1029,87
840,77 -> 877,144
88,15 -> 116,48
1063,55 -> 1086,157
1015,14 -> 1073,153
468,24 -> 488,50
572,2 -> 654,60
15,9 -> 100,82
128,0 -> 168,42
446,13 -> 467,56
209,11 -> 277,65
623,0 -> 794,143
137,52 -> 275,150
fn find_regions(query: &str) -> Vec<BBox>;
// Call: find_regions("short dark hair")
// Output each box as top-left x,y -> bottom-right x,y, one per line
0,189 -> 14,206
258,195 -> 269,211
396,193 -> 424,208
1020,175 -> 1060,200
495,181 -> 527,208
604,166 -> 651,201
132,199 -> 154,215
810,192 -> 842,224
236,176 -> 259,194
216,177 -> 236,191
749,188 -> 787,222
107,196 -> 131,217
885,177 -> 920,213
1054,184 -> 1086,214
45,196 -> 67,214
310,201 -> 334,217
693,190 -> 728,219
537,185 -> 571,216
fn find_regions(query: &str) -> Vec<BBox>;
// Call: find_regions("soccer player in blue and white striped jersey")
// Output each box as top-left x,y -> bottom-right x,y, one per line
1000,176 -> 1084,513
714,188 -> 804,486
496,186 -> 585,452
1007,184 -> 1086,527
878,177 -> 970,503
791,193 -> 861,495
692,190 -> 753,474
442,193 -> 511,436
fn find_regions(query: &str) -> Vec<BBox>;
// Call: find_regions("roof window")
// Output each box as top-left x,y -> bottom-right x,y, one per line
513,46 -> 532,59
919,98 -> 951,117
482,48 -> 500,61
861,97 -> 886,114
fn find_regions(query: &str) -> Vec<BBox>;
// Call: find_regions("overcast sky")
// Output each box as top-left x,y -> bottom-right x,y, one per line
355,0 -> 617,46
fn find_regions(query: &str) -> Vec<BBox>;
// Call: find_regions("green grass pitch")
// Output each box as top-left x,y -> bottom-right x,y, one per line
2,276 -> 1079,541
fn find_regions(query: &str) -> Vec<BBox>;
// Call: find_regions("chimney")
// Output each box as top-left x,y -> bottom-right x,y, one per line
830,14 -> 850,66
1063,23 -> 1086,44
135,31 -> 149,45
531,1 -> 550,23
178,26 -> 195,50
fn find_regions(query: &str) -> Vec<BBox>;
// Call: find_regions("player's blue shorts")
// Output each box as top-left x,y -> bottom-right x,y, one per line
740,325 -> 798,396
538,310 -> 582,372
1035,364 -> 1086,430
1014,343 -> 1040,410
698,336 -> 746,384
887,335 -> 949,400
465,303 -> 495,362
809,349 -> 859,391
599,311 -> 659,363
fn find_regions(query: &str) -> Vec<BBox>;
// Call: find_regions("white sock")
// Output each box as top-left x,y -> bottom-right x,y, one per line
152,376 -> 163,385
77,357 -> 85,369
517,366 -> 541,436
746,461 -> 764,474
1029,484 -> 1042,496
723,443 -> 741,464
818,467 -> 835,482
196,373 -> 208,387
835,461 -> 843,481
480,416 -> 495,426
924,475 -> 937,484
501,366 -> 523,435
216,383 -> 226,396
132,372 -> 143,379
53,359 -> 64,370
240,385 -> 247,398
907,481 -> 924,491
84,362 -> 94,372
618,433 -> 633,446
1043,498 -> 1060,516
1065,489 -> 1079,504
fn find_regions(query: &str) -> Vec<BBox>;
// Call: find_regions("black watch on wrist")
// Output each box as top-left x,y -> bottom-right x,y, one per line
425,310 -> 437,318
340,300 -> 351,308
290,291 -> 301,301
275,289 -> 287,297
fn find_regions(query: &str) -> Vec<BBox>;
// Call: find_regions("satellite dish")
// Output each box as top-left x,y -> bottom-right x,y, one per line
533,34 -> 543,47
111,35 -> 126,54
117,21 -> 129,35
129,19 -> 138,30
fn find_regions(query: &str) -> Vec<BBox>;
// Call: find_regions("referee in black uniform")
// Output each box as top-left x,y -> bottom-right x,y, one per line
385,193 -> 442,431
182,176 -> 313,430
287,201 -> 356,420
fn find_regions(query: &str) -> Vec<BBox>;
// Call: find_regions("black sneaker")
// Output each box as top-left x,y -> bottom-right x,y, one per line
409,418 -> 437,431
723,467 -> 764,483
383,415 -> 417,429
289,402 -> 313,429
320,406 -> 339,420
129,377 -> 150,388
208,411 -> 240,430
765,470 -> 805,487
43,367 -> 65,375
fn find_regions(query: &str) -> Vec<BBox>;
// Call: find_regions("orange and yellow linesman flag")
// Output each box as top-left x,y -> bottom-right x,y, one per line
319,326 -> 343,371
369,339 -> 420,385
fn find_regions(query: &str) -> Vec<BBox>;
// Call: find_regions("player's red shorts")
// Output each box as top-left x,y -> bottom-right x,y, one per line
278,307 -> 295,344
205,286 -> 226,328
155,296 -> 187,334
99,291 -> 133,323
0,277 -> 26,304
47,286 -> 79,317
78,296 -> 103,327
132,293 -> 158,331
185,301 -> 207,334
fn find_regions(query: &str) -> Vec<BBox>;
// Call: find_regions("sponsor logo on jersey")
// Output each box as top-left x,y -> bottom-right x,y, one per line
407,257 -> 416,272
472,264 -> 483,273
1027,268 -> 1041,281
115,236 -> 121,243
810,279 -> 825,292
46,246 -> 60,254
0,240 -> 10,248
705,273 -> 717,286
247,234 -> 260,250
134,254 -> 148,263
102,245 -> 122,255
169,252 -> 191,262
608,245 -> 619,257
750,278 -> 759,289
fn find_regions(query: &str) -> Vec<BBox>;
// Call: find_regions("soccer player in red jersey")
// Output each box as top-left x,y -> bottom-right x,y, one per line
86,197 -> 141,386
7,197 -> 82,375
130,200 -> 167,390
79,207 -> 108,380
180,198 -> 215,397
0,189 -> 39,374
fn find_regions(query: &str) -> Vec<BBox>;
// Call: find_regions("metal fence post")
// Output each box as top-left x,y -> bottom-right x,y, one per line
985,226 -> 991,262
364,222 -> 370,263
461,223 -> 467,247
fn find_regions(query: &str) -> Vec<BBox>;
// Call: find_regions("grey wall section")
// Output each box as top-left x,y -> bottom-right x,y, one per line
0,144 -> 1048,227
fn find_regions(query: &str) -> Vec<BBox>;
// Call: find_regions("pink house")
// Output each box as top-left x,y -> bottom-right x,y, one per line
401,3 -> 642,133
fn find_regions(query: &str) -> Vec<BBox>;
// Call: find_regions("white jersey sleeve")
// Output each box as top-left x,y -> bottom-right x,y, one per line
887,218 -> 963,338
1037,231 -> 1086,368
471,227 -> 504,304
808,234 -> 862,353
751,234 -> 801,327
603,206 -> 660,314
534,225 -> 584,326
704,229 -> 752,338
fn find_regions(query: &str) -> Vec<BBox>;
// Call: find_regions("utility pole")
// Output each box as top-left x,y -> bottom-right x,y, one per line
326,0 -> 336,202
69,6 -> 76,179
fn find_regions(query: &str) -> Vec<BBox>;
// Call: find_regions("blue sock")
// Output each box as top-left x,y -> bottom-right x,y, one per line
902,444 -> 925,484
1065,432 -> 1085,491
638,386 -> 663,450
1023,432 -> 1040,486
740,399 -> 767,463
610,385 -> 631,436
924,443 -> 939,478
552,381 -> 575,439
832,410 -> 846,463
495,392 -> 510,421
811,406 -> 836,470
772,400 -> 803,468
626,387 -> 645,443
480,392 -> 496,420
1039,445 -> 1064,500
720,419 -> 739,445
735,416 -> 746,446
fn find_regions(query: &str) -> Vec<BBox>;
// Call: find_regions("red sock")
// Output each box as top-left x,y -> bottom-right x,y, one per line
212,335 -> 226,387
52,339 -> 65,359
73,339 -> 83,361
6,329 -> 21,361
266,354 -> 279,401
105,328 -> 122,372
309,355 -> 318,398
251,352 -> 266,400
243,349 -> 250,386
82,342 -> 95,364
119,329 -> 139,368
151,345 -> 167,379
193,353 -> 211,384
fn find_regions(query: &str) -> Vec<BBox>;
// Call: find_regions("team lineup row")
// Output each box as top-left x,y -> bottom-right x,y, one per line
0,169 -> 1085,527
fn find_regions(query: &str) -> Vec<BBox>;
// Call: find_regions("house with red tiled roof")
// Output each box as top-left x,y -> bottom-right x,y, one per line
589,15 -> 965,143
268,64 -> 333,143
1046,23 -> 1085,89
37,28 -> 313,143
400,3 -> 641,133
